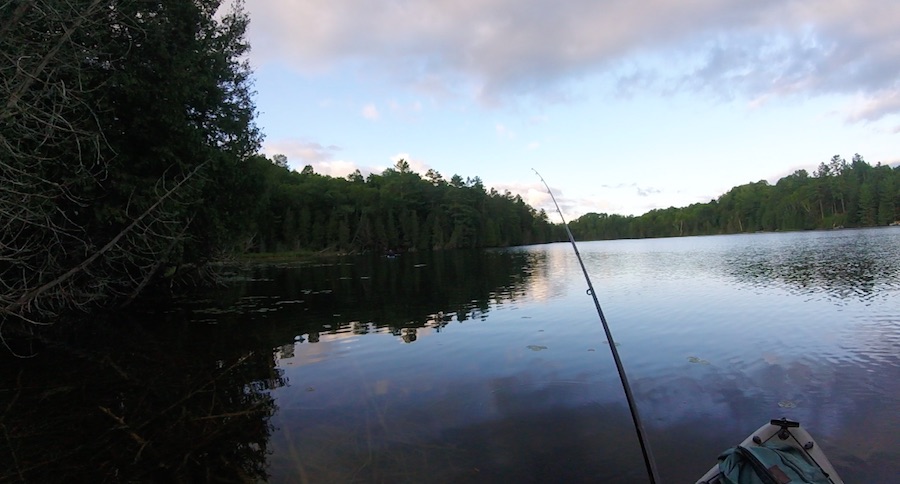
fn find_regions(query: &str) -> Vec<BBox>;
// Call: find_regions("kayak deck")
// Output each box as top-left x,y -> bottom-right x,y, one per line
696,419 -> 843,484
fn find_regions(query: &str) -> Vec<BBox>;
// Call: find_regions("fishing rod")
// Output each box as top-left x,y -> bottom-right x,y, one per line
534,169 -> 661,484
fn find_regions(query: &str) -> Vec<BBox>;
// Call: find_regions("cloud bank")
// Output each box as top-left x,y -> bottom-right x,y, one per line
246,0 -> 900,121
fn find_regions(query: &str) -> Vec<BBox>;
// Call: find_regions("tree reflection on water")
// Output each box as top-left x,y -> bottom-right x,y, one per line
0,249 -> 544,482
0,317 -> 284,482
6,231 -> 897,482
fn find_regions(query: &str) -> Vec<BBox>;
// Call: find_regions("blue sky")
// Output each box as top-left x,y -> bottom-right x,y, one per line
242,0 -> 899,219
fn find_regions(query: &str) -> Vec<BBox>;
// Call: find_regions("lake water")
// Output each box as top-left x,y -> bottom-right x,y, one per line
2,228 -> 898,482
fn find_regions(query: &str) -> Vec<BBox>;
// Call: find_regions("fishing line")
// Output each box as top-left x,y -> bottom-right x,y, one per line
534,169 -> 661,484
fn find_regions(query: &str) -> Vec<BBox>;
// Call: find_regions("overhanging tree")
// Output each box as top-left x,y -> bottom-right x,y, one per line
1,0 -> 261,325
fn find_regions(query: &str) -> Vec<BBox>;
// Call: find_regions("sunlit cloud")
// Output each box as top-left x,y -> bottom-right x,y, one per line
316,160 -> 361,177
246,0 -> 900,118
362,103 -> 380,120
263,138 -> 365,177
263,139 -> 341,165
845,89 -> 900,123
389,152 -> 431,174
489,181 -> 581,222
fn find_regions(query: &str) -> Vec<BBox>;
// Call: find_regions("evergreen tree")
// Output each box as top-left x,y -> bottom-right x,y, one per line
2,0 -> 261,322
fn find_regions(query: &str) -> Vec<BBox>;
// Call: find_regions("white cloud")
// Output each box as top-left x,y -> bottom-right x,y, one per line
263,139 -> 341,165
389,152 -> 431,174
845,89 -> 900,123
362,103 -> 379,120
315,160 -> 360,178
488,181 -> 597,222
526,141 -> 541,151
246,0 -> 900,116
263,138 -> 366,177
495,123 -> 515,139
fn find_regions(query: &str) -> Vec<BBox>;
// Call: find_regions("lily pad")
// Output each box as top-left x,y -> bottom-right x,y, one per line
687,356 -> 710,365
778,400 -> 797,408
526,345 -> 548,352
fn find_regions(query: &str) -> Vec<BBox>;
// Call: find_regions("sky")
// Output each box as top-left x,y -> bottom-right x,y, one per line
241,0 -> 900,220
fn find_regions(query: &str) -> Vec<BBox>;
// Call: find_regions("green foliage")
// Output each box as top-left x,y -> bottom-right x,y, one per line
90,0 -> 262,259
569,154 -> 900,240
247,159 -> 558,254
2,0 -> 262,320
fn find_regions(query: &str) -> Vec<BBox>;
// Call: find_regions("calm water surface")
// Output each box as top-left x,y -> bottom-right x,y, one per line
2,228 -> 898,482
240,228 -> 898,482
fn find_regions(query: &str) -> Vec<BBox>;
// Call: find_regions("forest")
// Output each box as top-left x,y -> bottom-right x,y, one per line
245,156 -> 557,254
569,154 -> 900,241
230,150 -> 900,255
1,0 -> 898,326
0,0 -> 555,325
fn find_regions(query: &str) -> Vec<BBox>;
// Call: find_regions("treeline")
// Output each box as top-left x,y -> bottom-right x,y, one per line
245,158 -> 558,253
3,0 -> 897,327
570,154 -> 900,240
0,0 -> 554,326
